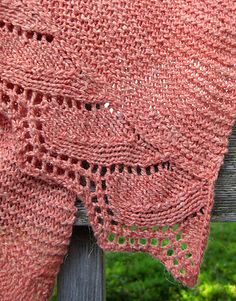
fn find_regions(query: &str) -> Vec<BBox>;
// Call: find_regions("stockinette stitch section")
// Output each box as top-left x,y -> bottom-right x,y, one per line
0,0 -> 236,300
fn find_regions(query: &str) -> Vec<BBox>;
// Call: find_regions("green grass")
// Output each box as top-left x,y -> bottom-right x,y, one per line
50,222 -> 236,300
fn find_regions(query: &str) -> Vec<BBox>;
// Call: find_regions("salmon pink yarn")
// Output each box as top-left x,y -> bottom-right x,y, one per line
0,0 -> 236,300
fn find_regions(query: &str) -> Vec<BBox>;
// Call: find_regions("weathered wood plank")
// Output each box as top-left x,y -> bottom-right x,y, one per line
57,226 -> 105,301
74,124 -> 236,224
212,124 -> 236,221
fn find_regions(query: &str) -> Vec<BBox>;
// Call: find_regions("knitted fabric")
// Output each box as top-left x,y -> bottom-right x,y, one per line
0,0 -> 235,299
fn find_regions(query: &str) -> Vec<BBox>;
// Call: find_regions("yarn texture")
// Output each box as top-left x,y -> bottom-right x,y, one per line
0,0 -> 236,299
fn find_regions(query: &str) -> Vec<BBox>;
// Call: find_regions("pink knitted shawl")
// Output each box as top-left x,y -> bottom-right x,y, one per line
0,0 -> 236,299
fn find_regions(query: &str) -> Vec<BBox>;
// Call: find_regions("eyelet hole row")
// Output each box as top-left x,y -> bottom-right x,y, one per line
0,20 -> 54,42
1,78 -> 105,112
107,232 -> 194,275
77,160 -> 171,177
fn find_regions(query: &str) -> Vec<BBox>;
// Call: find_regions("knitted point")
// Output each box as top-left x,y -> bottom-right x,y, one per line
0,0 -> 236,299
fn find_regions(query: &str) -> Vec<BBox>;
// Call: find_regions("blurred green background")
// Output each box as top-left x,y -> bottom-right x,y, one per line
50,222 -> 236,301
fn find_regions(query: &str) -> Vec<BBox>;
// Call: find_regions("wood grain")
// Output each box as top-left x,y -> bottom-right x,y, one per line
74,124 -> 236,225
212,124 -> 236,221
57,227 -> 105,301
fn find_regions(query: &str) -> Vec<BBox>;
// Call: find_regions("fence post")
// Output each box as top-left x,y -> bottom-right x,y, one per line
57,226 -> 105,301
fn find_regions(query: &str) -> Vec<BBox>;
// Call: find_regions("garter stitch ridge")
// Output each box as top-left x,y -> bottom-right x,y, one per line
0,0 -> 236,300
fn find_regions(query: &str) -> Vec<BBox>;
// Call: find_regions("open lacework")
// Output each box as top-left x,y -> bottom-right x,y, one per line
0,1 -> 235,298
1,76 -> 215,287
0,20 -> 54,43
